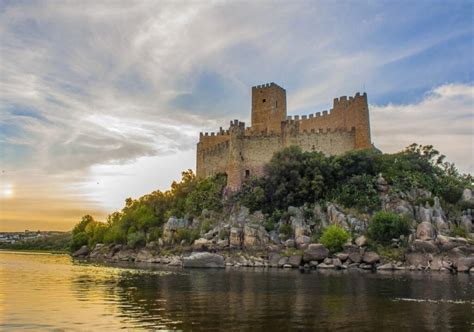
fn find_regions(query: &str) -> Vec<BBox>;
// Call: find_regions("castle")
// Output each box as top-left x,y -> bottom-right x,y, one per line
196,83 -> 371,191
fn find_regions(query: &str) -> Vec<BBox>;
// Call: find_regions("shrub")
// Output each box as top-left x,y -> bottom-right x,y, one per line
319,225 -> 351,252
127,231 -> 146,248
174,228 -> 200,244
70,232 -> 88,251
451,225 -> 469,238
148,227 -> 162,243
200,221 -> 213,234
413,197 -> 435,207
336,174 -> 380,212
264,219 -> 275,232
279,223 -> 293,238
368,211 -> 411,244
458,200 -> 474,211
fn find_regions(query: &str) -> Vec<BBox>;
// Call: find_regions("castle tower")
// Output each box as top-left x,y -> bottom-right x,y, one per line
251,83 -> 287,133
226,120 -> 245,191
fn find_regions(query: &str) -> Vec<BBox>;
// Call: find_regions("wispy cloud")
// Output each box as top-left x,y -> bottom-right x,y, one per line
0,1 -> 472,230
371,83 -> 474,173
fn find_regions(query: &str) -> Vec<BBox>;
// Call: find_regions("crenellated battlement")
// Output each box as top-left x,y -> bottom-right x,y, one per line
196,84 -> 371,191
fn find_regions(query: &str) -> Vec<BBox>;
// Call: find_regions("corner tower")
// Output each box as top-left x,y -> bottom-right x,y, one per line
251,83 -> 287,133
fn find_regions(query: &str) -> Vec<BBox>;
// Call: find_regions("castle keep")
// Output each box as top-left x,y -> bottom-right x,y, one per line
196,83 -> 371,190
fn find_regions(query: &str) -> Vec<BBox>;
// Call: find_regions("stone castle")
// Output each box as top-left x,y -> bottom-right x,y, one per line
196,82 -> 371,191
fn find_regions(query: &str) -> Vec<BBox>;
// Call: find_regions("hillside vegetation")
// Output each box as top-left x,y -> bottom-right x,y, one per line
71,143 -> 472,252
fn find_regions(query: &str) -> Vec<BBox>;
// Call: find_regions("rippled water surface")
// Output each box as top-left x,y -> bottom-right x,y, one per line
0,251 -> 473,330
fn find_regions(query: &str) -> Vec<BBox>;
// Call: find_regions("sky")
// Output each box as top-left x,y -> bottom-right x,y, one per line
0,1 -> 473,231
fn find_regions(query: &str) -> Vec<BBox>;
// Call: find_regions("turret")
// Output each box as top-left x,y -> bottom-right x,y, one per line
251,82 -> 287,133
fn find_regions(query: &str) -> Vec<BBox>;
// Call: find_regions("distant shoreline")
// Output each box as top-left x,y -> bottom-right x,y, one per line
0,248 -> 68,254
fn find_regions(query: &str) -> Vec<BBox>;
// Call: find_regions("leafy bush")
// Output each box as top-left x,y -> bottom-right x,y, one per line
319,225 -> 350,252
264,219 -> 275,232
439,177 -> 463,204
368,211 -> 411,244
148,227 -> 162,243
413,197 -> 435,207
71,232 -> 88,251
451,225 -> 469,238
174,228 -> 200,244
200,220 -> 213,234
458,200 -> 474,211
279,223 -> 293,238
185,173 -> 227,217
335,174 -> 380,212
127,231 -> 146,248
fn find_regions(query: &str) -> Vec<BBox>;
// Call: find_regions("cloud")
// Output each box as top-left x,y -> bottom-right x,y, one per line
0,1 -> 472,230
371,83 -> 474,173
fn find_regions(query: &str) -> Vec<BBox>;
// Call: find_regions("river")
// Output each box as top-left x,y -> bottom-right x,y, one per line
0,251 -> 472,330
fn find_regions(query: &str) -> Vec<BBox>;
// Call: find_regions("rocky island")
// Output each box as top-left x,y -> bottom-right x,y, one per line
69,84 -> 473,273
72,146 -> 474,274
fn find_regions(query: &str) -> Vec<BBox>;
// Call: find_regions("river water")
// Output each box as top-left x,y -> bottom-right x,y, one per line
0,251 -> 472,331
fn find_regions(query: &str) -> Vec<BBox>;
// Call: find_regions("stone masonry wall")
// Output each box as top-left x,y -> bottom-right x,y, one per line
196,83 -> 371,190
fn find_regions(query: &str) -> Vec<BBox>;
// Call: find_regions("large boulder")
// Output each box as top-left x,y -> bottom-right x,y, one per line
72,245 -> 89,257
193,238 -> 212,250
135,248 -> 155,262
183,252 -> 225,268
288,255 -> 302,267
243,225 -> 269,249
416,222 -> 435,240
229,206 -> 250,226
411,240 -> 439,254
405,252 -> 432,267
460,215 -> 472,232
112,248 -> 136,261
345,245 -> 364,263
355,235 -> 367,247
362,251 -> 380,264
432,216 -> 449,234
461,188 -> 473,202
295,235 -> 310,249
163,217 -> 190,243
456,257 -> 474,272
89,244 -> 110,259
268,253 -> 281,267
229,227 -> 243,248
327,204 -> 349,229
303,244 -> 329,262
418,206 -> 432,223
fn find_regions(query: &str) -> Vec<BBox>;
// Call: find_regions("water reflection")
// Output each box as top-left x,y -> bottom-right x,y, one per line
1,251 -> 472,330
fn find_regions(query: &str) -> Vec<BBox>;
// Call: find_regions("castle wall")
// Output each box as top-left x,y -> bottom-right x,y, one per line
196,83 -> 371,191
196,140 -> 230,178
290,93 -> 371,149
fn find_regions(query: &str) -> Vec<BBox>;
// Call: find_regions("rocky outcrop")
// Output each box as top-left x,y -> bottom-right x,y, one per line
416,222 -> 436,240
327,204 -> 349,229
163,217 -> 190,243
362,252 -> 380,264
182,252 -> 225,268
72,245 -> 89,257
355,235 -> 367,247
411,240 -> 439,254
243,225 -> 269,249
460,215 -> 472,232
288,255 -> 302,267
295,235 -> 310,249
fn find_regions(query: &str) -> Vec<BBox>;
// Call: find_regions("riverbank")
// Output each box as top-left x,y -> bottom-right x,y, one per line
73,235 -> 474,273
